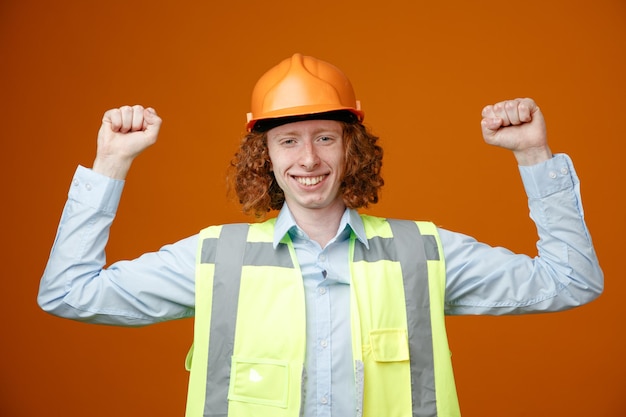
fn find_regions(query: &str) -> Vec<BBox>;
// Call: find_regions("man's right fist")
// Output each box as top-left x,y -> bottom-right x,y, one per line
93,105 -> 162,179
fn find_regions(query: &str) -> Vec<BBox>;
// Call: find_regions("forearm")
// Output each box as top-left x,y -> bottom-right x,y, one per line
38,166 -> 125,322
520,153 -> 603,300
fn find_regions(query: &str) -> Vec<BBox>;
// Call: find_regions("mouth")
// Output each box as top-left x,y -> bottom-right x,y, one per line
294,175 -> 326,186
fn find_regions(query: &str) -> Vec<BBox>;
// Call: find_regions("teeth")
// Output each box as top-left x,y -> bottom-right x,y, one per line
296,175 -> 324,186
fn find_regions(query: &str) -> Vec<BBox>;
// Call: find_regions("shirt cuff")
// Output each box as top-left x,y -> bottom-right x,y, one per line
68,165 -> 125,214
518,153 -> 579,199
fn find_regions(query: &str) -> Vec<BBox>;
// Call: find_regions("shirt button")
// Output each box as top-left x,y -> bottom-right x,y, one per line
320,339 -> 328,348
318,287 -> 327,295
73,179 -> 79,187
85,183 -> 93,191
319,254 -> 326,262
560,167 -> 568,175
320,396 -> 328,405
549,171 -> 557,179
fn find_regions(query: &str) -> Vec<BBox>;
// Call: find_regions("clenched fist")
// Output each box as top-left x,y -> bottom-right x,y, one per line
93,105 -> 162,179
481,98 -> 552,166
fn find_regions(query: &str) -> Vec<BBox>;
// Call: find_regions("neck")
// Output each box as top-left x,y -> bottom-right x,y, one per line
288,202 -> 346,248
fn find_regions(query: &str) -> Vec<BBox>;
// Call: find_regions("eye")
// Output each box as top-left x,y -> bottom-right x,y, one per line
279,137 -> 296,146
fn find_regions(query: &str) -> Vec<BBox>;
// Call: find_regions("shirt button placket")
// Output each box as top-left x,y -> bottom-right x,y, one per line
315,258 -> 331,416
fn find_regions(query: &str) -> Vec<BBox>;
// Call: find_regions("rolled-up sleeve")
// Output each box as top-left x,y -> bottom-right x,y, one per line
38,166 -> 196,326
442,154 -> 604,315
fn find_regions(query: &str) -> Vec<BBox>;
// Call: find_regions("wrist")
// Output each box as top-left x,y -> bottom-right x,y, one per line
513,146 -> 553,166
92,155 -> 133,180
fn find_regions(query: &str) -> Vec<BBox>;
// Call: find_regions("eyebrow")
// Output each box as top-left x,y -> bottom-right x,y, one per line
271,127 -> 343,137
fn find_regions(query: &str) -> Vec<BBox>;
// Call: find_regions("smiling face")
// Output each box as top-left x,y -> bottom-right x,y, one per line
267,119 -> 346,216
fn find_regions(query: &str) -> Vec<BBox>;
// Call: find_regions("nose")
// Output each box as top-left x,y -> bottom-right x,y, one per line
299,141 -> 320,170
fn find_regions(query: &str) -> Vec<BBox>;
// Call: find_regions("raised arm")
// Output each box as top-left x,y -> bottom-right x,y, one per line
442,98 -> 603,315
38,107 -> 196,326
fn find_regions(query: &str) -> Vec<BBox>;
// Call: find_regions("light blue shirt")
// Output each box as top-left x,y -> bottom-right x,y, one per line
38,153 -> 603,417
273,205 -> 366,417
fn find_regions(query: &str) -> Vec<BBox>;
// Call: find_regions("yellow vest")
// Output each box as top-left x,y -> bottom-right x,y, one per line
185,215 -> 460,417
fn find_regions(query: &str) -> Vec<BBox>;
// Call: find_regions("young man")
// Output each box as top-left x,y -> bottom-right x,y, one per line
39,53 -> 603,417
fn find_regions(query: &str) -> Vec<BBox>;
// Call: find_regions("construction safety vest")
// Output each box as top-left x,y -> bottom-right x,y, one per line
185,215 -> 461,417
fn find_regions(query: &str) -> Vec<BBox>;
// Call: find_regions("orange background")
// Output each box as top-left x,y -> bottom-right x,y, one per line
1,1 -> 625,416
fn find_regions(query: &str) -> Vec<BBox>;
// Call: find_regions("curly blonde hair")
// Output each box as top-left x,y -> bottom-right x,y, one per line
228,121 -> 383,217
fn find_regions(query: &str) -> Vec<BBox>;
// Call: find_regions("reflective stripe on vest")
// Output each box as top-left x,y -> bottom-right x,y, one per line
185,215 -> 460,417
354,219 -> 437,416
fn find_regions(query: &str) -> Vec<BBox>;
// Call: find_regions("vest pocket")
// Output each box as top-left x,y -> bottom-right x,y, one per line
228,357 -> 289,408
369,329 -> 410,362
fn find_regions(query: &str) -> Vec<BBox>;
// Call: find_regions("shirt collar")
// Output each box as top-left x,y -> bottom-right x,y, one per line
273,203 -> 369,249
